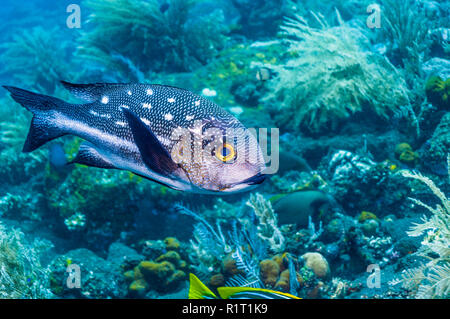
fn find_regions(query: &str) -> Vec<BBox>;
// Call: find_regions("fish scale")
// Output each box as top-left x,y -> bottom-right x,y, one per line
77,84 -> 238,145
3,81 -> 266,194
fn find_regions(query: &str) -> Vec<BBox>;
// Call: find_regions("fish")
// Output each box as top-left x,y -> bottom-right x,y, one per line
159,2 -> 170,13
3,82 -> 267,194
48,143 -> 68,169
188,274 -> 300,299
272,190 -> 332,227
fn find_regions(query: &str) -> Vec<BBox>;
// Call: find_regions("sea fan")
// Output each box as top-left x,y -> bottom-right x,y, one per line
0,222 -> 53,298
400,154 -> 450,299
262,11 -> 410,133
246,193 -> 285,253
226,246 -> 263,288
77,0 -> 227,74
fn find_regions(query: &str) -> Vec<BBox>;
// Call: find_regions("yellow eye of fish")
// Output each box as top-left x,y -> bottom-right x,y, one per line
215,143 -> 235,163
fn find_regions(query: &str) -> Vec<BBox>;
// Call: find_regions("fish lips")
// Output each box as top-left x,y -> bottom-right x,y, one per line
238,172 -> 268,186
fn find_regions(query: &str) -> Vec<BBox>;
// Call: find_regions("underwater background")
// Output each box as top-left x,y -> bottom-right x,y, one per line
0,0 -> 449,299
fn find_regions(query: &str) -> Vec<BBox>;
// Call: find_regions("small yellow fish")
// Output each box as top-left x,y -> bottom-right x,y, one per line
188,273 -> 300,299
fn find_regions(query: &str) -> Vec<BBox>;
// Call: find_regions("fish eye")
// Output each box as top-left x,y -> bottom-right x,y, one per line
214,142 -> 236,163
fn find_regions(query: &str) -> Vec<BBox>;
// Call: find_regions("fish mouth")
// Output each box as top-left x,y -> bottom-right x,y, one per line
238,172 -> 267,186
218,173 -> 268,193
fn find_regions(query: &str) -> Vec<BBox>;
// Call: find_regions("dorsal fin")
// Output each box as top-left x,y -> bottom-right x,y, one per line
60,81 -> 128,102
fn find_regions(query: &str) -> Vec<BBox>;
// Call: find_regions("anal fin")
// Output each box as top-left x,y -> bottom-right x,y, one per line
69,142 -> 116,169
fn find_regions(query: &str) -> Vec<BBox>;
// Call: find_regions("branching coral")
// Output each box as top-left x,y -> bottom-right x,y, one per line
400,155 -> 450,298
264,13 -> 410,133
246,193 -> 285,253
77,0 -> 227,75
175,204 -> 269,288
379,0 -> 433,77
230,0 -> 289,38
0,222 -> 53,298
377,0 -> 437,127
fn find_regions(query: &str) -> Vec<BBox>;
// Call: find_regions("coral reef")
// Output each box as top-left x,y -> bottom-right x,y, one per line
77,0 -> 227,75
0,26 -> 74,94
400,160 -> 450,298
301,252 -> 330,279
230,0 -> 289,38
124,237 -> 189,297
259,259 -> 280,287
0,222 -> 53,298
0,0 -> 448,301
246,193 -> 285,253
425,75 -> 450,111
49,245 -> 135,298
394,143 -> 419,166
263,13 -> 410,133
422,113 -> 450,175
379,0 -> 433,76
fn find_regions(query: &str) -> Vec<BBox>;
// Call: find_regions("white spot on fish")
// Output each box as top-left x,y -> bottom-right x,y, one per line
127,90 -> 132,96
168,97 -> 175,103
143,103 -> 152,109
186,115 -> 194,121
164,113 -> 173,121
157,135 -> 171,147
101,96 -> 109,104
89,110 -> 99,116
100,113 -> 112,119
146,88 -> 153,95
141,117 -> 151,125
116,121 -> 126,127
194,100 -> 200,107
120,104 -> 130,109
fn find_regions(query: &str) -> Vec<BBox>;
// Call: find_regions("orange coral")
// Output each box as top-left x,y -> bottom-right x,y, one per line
223,255 -> 242,276
209,274 -> 225,288
271,253 -> 289,272
275,269 -> 290,291
128,279 -> 148,297
394,143 -> 418,166
358,211 -> 378,223
139,261 -> 175,280
260,259 -> 280,287
156,250 -> 182,267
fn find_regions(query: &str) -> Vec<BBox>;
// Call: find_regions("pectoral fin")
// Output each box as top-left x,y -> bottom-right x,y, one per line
122,108 -> 178,176
69,142 -> 116,169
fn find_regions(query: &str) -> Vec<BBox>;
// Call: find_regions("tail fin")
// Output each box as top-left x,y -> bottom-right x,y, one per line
188,274 -> 218,299
3,86 -> 67,152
